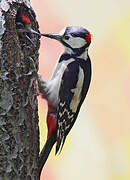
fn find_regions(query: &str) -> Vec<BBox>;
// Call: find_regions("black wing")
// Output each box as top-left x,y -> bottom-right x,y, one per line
56,59 -> 91,154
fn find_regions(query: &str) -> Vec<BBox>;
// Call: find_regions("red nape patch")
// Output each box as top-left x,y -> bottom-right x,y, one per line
21,14 -> 31,24
85,32 -> 92,44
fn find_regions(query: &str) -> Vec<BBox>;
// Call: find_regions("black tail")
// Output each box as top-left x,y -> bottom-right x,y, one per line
38,131 -> 56,178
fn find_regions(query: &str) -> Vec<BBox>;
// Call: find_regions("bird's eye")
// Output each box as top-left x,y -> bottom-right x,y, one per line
64,35 -> 70,40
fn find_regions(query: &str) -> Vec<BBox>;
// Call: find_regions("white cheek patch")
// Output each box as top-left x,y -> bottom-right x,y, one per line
65,36 -> 86,49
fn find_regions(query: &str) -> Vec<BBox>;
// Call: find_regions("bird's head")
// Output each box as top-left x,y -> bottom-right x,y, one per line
41,26 -> 92,55
16,13 -> 40,45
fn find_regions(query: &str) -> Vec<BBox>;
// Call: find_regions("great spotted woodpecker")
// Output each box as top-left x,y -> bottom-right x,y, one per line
38,26 -> 92,175
16,13 -> 40,45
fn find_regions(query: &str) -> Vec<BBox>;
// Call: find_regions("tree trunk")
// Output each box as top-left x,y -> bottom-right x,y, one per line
0,1 -> 40,179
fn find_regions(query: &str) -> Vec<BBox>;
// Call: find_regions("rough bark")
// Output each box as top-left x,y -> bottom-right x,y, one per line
0,1 -> 40,179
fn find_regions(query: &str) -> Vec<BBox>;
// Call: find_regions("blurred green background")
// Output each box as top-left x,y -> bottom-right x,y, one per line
31,0 -> 130,179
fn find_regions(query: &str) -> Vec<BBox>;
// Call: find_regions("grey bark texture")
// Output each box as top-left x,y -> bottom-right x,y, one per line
0,1 -> 40,180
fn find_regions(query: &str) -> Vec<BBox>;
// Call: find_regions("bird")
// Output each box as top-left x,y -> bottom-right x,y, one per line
15,12 -> 40,45
38,26 -> 92,176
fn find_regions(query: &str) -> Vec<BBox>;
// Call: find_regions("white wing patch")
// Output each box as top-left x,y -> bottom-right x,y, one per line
70,66 -> 84,112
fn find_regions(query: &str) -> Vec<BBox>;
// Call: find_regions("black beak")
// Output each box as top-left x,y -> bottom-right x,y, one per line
41,33 -> 61,41
25,28 -> 41,46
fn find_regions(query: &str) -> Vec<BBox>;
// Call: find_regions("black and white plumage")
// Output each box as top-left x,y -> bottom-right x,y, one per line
56,56 -> 91,153
38,26 -> 92,175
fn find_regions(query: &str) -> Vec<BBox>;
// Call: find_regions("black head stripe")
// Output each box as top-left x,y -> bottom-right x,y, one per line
61,39 -> 73,50
71,33 -> 86,39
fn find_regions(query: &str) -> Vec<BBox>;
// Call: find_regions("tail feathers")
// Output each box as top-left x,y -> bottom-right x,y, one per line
55,135 -> 66,155
38,131 -> 56,178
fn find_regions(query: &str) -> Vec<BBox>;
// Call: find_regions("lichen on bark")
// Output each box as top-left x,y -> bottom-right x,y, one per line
0,1 -> 40,180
